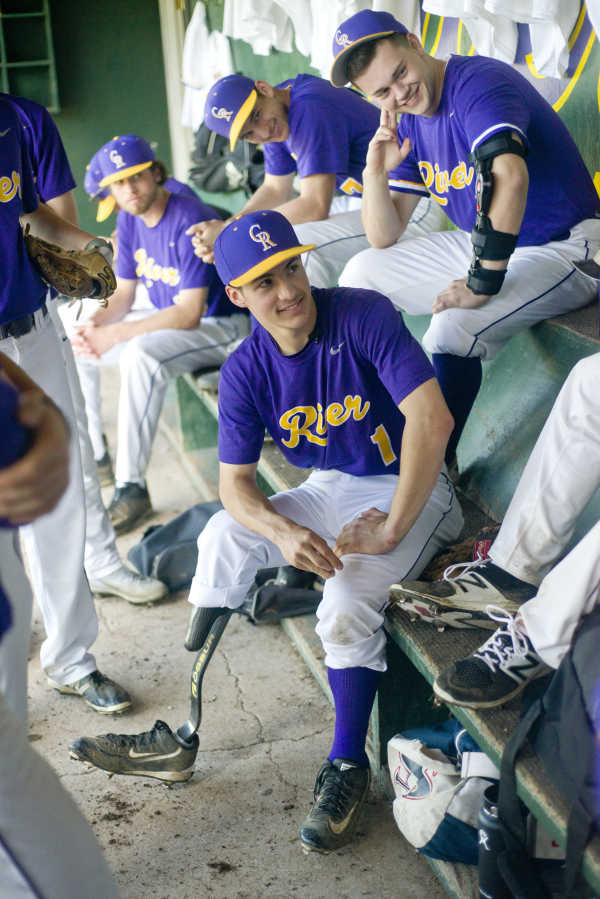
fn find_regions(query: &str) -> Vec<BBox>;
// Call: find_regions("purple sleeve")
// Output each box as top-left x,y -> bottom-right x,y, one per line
176,225 -> 213,290
454,67 -> 531,154
33,109 -> 76,202
286,99 -> 350,179
358,295 -> 435,406
263,141 -> 297,177
217,355 -> 265,465
115,213 -> 137,280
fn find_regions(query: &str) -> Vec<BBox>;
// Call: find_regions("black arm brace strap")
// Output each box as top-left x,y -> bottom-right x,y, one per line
467,131 -> 528,295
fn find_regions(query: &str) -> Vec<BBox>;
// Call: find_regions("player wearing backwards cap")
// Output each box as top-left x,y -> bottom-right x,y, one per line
189,72 -> 446,288
0,98 -> 131,717
65,135 -> 250,535
331,10 -> 600,483
0,354 -> 122,899
69,210 -> 463,854
8,96 -> 167,607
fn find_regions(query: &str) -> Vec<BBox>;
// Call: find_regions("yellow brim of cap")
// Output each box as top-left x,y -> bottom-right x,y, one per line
99,160 -> 153,188
229,89 -> 257,151
330,30 -> 394,86
96,195 -> 116,222
230,244 -> 317,287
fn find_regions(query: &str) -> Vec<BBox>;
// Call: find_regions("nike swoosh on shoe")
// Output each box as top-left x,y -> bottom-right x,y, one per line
329,803 -> 358,835
128,747 -> 183,760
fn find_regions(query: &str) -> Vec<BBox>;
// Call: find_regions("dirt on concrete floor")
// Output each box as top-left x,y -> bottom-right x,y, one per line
26,367 -> 446,899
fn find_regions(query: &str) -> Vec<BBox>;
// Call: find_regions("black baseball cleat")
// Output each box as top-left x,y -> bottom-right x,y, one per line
299,758 -> 370,854
48,669 -> 131,714
390,558 -> 536,630
107,482 -> 152,535
69,720 -> 199,783
96,450 -> 114,488
434,606 -> 550,709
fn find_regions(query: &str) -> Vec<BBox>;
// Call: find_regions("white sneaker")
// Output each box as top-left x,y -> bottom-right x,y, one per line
88,566 -> 168,604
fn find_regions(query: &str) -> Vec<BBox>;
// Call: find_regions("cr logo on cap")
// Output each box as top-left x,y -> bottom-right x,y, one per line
109,149 -> 126,169
249,223 -> 277,251
212,107 -> 233,121
335,30 -> 353,48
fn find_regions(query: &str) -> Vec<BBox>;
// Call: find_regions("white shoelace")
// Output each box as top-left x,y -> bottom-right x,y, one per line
443,552 -> 488,582
473,605 -> 530,672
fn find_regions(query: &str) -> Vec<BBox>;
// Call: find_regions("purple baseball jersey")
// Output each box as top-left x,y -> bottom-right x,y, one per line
3,93 -> 76,203
218,287 -> 435,476
263,75 -> 380,198
116,193 -> 235,317
388,55 -> 598,246
0,101 -> 47,325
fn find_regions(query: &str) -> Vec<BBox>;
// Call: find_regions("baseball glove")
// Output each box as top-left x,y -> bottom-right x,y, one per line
23,226 -> 116,318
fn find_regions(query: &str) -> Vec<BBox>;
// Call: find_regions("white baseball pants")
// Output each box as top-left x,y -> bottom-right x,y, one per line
60,301 -> 250,485
0,310 -> 98,687
189,469 -> 463,671
49,300 -> 122,580
0,536 -> 120,899
339,220 -> 600,360
295,197 -> 448,289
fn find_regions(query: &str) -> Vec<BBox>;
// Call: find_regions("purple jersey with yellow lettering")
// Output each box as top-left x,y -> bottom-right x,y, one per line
0,101 -> 47,325
3,93 -> 76,203
116,192 -> 235,317
218,287 -> 434,476
263,74 -> 380,199
388,55 -> 598,246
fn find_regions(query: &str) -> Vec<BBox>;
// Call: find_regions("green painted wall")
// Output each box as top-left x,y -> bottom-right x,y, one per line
48,0 -> 171,235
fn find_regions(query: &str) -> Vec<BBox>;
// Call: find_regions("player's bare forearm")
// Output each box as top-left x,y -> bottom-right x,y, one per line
21,202 -> 93,251
220,462 -> 343,578
361,171 -> 405,247
334,379 -> 453,556
84,279 -> 137,326
239,173 -> 295,217
273,173 -> 336,224
45,190 -> 79,227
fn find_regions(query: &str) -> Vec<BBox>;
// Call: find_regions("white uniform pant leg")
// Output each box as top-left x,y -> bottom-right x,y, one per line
340,221 -> 600,360
519,518 -> 600,669
49,301 -> 121,580
315,471 -> 463,671
0,315 -> 98,685
189,469 -> 463,671
489,354 -> 600,586
0,687 -> 120,899
115,315 -> 250,485
296,198 -> 447,289
0,530 -> 32,725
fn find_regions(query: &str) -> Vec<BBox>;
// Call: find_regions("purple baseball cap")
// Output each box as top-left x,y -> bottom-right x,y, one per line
84,151 -> 115,222
98,134 -> 155,188
204,75 -> 257,151
214,210 -> 316,287
330,10 -> 408,88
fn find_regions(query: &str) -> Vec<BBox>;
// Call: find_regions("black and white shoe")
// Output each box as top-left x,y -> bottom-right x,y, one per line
69,720 -> 198,783
299,758 -> 370,854
48,669 -> 131,714
434,606 -> 550,708
390,558 -> 536,630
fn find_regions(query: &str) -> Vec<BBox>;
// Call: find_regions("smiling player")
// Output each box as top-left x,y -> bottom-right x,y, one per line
70,210 -> 463,854
188,72 -> 446,288
333,10 -> 600,481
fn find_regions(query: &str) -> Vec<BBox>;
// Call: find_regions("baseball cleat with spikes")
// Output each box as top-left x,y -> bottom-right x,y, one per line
434,606 -> 550,708
389,558 -> 536,630
300,758 -> 370,854
69,720 -> 198,783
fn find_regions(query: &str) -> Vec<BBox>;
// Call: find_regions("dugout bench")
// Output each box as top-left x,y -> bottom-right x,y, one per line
159,299 -> 600,899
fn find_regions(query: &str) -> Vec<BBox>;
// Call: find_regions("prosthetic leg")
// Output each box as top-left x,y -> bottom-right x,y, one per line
175,606 -> 232,742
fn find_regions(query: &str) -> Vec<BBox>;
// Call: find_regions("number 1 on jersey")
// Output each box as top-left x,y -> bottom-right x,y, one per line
370,424 -> 397,466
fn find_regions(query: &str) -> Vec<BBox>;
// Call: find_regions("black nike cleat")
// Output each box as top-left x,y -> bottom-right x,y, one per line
299,758 -> 370,854
69,720 -> 198,783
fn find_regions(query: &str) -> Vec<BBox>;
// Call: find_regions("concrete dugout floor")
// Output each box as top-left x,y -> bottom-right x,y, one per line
26,367 -> 446,899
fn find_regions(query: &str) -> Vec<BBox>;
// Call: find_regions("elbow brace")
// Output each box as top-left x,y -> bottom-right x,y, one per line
467,131 -> 528,295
